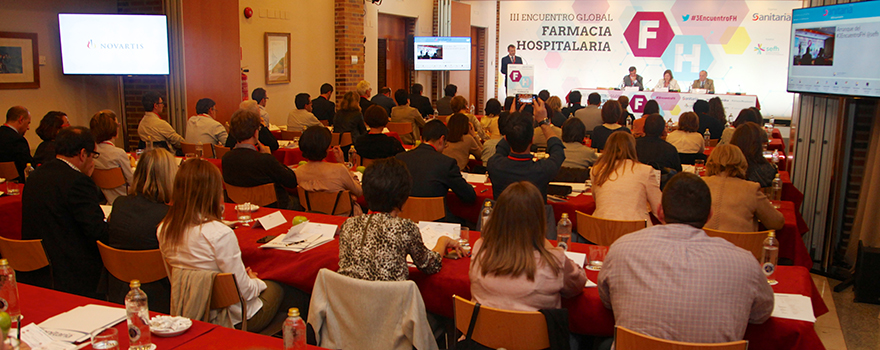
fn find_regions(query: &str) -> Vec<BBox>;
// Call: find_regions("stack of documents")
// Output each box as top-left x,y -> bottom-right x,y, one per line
38,304 -> 127,343
407,222 -> 461,264
462,173 -> 488,184
771,293 -> 817,322
260,221 -> 337,252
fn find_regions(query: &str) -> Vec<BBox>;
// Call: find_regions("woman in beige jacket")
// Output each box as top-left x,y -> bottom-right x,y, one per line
702,144 -> 784,232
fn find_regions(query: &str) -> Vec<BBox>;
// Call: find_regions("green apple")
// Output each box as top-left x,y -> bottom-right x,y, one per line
0,311 -> 10,338
292,216 -> 308,226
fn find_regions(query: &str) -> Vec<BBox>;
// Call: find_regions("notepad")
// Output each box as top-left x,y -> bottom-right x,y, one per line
462,173 -> 488,184
100,205 -> 112,220
39,304 -> 126,343
771,293 -> 816,322
260,222 -> 337,252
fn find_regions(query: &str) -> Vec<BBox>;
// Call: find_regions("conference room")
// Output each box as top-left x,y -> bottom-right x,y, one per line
1,0 -> 879,349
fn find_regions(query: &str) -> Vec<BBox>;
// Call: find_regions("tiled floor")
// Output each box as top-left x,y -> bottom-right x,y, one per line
812,274 -> 880,350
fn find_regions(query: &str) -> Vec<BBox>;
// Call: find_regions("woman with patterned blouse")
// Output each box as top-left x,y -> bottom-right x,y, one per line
337,158 -> 464,281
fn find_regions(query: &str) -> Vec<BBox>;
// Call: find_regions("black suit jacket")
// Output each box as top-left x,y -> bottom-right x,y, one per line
396,144 -> 476,203
224,125 -> 279,152
222,146 -> 298,209
22,159 -> 108,298
500,55 -> 523,76
371,94 -> 396,116
312,96 -> 336,126
409,94 -> 434,118
621,74 -> 644,90
359,96 -> 374,114
0,125 -> 33,181
436,96 -> 454,115
636,136 -> 682,173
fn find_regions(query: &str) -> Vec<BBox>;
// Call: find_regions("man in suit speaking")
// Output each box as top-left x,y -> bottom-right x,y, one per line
691,70 -> 715,92
621,66 -> 644,90
500,44 -> 523,93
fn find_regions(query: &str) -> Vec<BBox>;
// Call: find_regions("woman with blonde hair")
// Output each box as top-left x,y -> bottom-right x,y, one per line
90,110 -> 133,204
158,159 -> 283,332
470,181 -> 586,311
703,144 -> 784,232
451,95 -> 487,141
590,131 -> 662,225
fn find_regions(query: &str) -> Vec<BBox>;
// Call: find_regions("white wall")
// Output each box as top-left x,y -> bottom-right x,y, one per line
463,0 -> 499,106
0,0 -> 121,152
367,0 -> 436,98
239,0 -> 335,126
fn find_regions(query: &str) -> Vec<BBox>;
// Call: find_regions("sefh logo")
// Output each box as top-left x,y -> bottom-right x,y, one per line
629,95 -> 649,113
624,12 -> 675,57
86,40 -> 95,49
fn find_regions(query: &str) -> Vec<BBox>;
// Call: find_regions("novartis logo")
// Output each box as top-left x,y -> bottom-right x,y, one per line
85,40 -> 145,50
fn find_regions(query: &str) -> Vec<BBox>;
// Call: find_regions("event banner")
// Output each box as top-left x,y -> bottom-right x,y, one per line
498,0 -> 800,117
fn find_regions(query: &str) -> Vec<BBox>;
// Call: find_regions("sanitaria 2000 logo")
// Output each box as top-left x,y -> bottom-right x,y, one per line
752,12 -> 792,21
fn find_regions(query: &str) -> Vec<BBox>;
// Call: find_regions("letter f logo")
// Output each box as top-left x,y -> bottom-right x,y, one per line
638,20 -> 660,49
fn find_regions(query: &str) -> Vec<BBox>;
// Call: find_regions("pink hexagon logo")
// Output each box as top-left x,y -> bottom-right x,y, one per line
629,95 -> 649,113
544,52 -> 562,69
624,12 -> 675,57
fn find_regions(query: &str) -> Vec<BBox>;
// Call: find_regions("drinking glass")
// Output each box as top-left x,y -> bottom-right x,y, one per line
459,227 -> 471,256
588,245 -> 607,271
694,160 -> 705,176
91,327 -> 119,350
5,180 -> 19,196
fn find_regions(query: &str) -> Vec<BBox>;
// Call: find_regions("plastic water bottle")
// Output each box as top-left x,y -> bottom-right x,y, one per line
347,147 -> 357,168
125,280 -> 152,350
665,118 -> 673,133
0,259 -> 21,320
556,213 -> 572,251
23,163 -> 34,181
703,129 -> 711,147
195,142 -> 204,158
479,201 -> 493,231
626,115 -> 633,130
761,231 -> 779,285
770,174 -> 783,201
283,308 -> 306,350
771,150 -> 780,168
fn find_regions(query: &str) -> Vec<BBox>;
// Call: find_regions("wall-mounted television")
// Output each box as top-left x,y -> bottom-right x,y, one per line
787,2 -> 880,98
413,36 -> 471,71
59,14 -> 170,75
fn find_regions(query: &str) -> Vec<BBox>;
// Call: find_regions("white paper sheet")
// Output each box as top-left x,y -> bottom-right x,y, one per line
261,222 -> 337,252
417,221 -> 461,248
39,304 -> 126,343
100,205 -> 112,220
255,211 -> 286,231
462,173 -> 488,184
564,251 -> 586,268
771,293 -> 816,323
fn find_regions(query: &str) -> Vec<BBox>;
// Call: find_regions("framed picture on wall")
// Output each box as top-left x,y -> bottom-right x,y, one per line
0,32 -> 40,89
265,32 -> 290,85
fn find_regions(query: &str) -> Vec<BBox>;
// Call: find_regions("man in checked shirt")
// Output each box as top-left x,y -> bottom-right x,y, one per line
598,173 -> 774,346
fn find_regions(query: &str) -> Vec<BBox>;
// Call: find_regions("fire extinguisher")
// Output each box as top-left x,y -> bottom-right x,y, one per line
241,68 -> 249,102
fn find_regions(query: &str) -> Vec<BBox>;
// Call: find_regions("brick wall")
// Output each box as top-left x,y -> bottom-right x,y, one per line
118,0 -> 167,151
334,0 -> 365,104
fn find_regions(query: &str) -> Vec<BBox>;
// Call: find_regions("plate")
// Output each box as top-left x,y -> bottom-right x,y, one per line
150,316 -> 192,337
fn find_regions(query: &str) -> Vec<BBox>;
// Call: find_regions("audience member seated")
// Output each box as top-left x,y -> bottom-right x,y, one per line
451,95 -> 487,141
312,83 -> 336,126
0,106 -> 34,181
185,98 -> 228,146
408,83 -> 435,119
470,181 -> 587,311
138,91 -> 184,152
91,110 -> 133,204
631,100 -> 661,137
158,159 -> 283,333
481,112 -> 510,167
225,100 -> 280,152
590,132 -> 662,225
222,108 -> 298,209
357,80 -> 375,113
598,173 -> 774,346
22,127 -> 107,298
390,88 -> 426,145
296,126 -> 363,216
338,158 -> 463,281
106,148 -> 177,313
436,84 -> 456,115
695,99 -> 723,140
590,100 -> 630,151
33,111 -> 69,166
573,92 -> 603,133
731,122 -> 777,188
370,86 -> 396,115
531,121 -> 563,150
546,96 -> 567,128
287,93 -> 322,132
354,105 -> 405,161
560,90 -> 583,119
618,95 -> 635,127
703,145 -> 784,232
636,114 -> 682,188
708,97 -> 729,131
719,108 -> 764,145
334,91 -> 368,157
561,118 -> 598,169
252,88 -> 271,127
480,98 -> 503,139
442,113 -> 482,171
667,112 -> 705,160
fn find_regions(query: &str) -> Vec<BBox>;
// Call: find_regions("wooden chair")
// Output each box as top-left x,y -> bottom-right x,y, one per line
331,132 -> 353,147
225,183 -> 277,207
453,295 -> 549,350
386,122 -> 414,140
0,161 -> 18,181
436,115 -> 450,124
91,168 -> 127,190
210,272 -> 248,332
575,211 -> 647,246
703,228 -> 772,262
399,196 -> 446,222
96,241 -> 167,284
214,145 -> 231,159
297,187 -> 353,216
0,236 -> 50,273
615,326 -> 748,350
280,130 -> 302,140
709,139 -> 720,147
180,142 -> 215,159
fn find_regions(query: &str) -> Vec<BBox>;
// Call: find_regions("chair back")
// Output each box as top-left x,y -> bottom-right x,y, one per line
96,241 -> 167,284
180,142 -> 215,158
678,152 -> 708,165
386,122 -> 414,136
225,183 -> 277,207
297,187 -> 353,216
0,162 -> 18,181
331,133 -> 353,147
575,211 -> 646,246
214,145 -> 231,159
210,272 -> 247,332
703,228 -> 772,262
614,326 -> 748,350
436,115 -> 450,124
709,139 -> 720,147
91,168 -> 127,189
280,130 -> 302,140
453,295 -> 549,350
0,236 -> 50,272
399,197 -> 446,222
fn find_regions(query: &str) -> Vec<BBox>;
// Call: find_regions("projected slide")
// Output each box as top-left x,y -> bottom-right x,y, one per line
414,37 -> 470,71
59,14 -> 170,75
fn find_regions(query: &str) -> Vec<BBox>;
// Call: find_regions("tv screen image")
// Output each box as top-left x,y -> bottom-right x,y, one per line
788,2 -> 880,98
58,14 -> 170,75
413,37 -> 470,71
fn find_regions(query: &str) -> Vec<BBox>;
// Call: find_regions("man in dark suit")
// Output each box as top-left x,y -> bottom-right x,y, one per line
621,66 -> 644,90
396,120 -> 475,224
409,83 -> 434,118
436,84 -> 457,115
222,108 -> 298,209
0,106 -> 33,181
370,87 -> 396,115
22,126 -> 108,298
312,83 -> 335,126
500,44 -> 523,93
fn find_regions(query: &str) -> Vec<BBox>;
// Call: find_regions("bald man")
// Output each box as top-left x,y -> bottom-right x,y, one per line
691,70 -> 715,92
0,106 -> 34,181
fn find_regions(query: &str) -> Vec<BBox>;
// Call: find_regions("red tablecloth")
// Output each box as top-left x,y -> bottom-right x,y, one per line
778,171 -> 804,211
0,183 -> 23,239
174,325 -> 325,350
772,128 -> 783,140
773,200 -> 812,269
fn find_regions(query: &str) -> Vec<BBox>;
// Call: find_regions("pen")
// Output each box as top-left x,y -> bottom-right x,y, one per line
480,189 -> 488,193
285,239 -> 306,246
